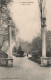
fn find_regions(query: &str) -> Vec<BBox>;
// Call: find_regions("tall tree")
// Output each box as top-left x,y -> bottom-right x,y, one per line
0,0 -> 18,55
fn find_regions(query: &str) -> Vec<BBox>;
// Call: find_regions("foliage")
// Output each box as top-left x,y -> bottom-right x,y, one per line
0,50 -> 8,58
30,31 -> 51,58
0,0 -> 12,6
30,35 -> 42,53
0,0 -> 18,50
13,45 -> 24,57
19,39 -> 31,54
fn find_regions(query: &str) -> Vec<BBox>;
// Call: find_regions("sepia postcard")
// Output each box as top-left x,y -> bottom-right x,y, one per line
0,0 -> 51,80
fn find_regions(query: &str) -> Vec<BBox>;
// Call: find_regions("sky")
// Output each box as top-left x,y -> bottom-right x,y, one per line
9,0 -> 51,42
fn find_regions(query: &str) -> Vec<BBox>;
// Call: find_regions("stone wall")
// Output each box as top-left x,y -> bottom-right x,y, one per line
41,57 -> 51,67
0,58 -> 13,67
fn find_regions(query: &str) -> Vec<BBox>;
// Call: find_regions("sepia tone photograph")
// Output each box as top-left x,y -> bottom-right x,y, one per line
0,0 -> 51,80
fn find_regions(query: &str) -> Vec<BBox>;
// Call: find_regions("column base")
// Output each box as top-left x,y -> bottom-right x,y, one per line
41,57 -> 48,67
0,58 -> 13,67
7,58 -> 13,67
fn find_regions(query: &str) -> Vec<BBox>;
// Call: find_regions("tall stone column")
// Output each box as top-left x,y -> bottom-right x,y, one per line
38,0 -> 48,66
41,27 -> 46,58
9,26 -> 12,57
41,26 -> 47,67
8,26 -> 13,67
8,25 -> 12,57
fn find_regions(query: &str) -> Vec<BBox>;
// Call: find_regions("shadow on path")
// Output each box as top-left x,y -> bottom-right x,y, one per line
28,57 -> 41,64
28,57 -> 51,67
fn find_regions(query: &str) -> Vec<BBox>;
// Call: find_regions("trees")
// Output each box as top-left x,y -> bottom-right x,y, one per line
0,0 -> 18,53
30,31 -> 51,57
30,36 -> 42,52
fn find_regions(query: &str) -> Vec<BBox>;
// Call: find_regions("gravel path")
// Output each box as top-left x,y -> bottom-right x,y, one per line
0,56 -> 51,80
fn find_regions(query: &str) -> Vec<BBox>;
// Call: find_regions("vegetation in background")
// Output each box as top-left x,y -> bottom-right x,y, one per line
0,0 -> 18,58
30,31 -> 51,58
0,0 -> 18,51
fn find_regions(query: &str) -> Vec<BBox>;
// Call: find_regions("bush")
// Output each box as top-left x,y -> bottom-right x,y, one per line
0,50 -> 8,58
32,50 -> 42,59
12,45 -> 24,57
46,50 -> 51,57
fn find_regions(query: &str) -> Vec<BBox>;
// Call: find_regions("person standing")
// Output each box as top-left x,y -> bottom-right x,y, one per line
27,53 -> 28,57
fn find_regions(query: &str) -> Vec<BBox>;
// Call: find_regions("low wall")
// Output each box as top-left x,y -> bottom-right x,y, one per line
0,58 -> 13,67
41,57 -> 51,67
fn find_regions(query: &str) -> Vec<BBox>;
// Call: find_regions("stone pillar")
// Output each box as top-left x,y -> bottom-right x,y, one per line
8,26 -> 13,58
38,0 -> 47,66
9,26 -> 12,57
41,27 -> 47,66
42,27 -> 46,57
8,26 -> 13,67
